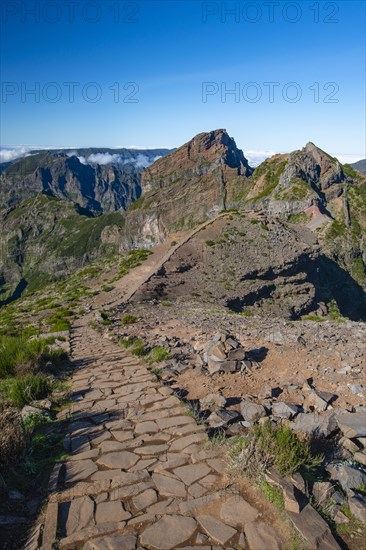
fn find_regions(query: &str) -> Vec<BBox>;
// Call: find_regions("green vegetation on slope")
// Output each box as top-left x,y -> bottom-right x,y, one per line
0,194 -> 126,301
250,158 -> 288,200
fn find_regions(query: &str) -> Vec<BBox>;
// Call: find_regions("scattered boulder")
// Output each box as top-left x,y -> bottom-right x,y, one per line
290,412 -> 338,438
272,402 -> 299,419
227,348 -> 246,361
312,482 -> 336,506
200,393 -> 226,410
336,412 -> 366,438
207,408 -> 241,428
326,463 -> 366,495
339,437 -> 359,453
203,333 -> 246,375
354,452 -> 366,466
240,400 -> 266,422
218,360 -> 238,373
305,390 -> 336,412
348,492 -> 366,523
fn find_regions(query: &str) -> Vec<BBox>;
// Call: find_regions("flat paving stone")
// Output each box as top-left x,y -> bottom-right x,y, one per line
134,444 -> 169,455
152,472 -> 187,498
134,421 -> 159,434
173,464 -> 211,486
129,458 -> 157,472
170,433 -> 207,452
156,415 -> 196,430
83,534 -> 137,550
69,449 -> 99,461
132,488 -> 158,511
95,501 -> 131,524
110,430 -> 134,442
66,496 -> 95,535
197,515 -> 237,546
97,451 -> 139,470
65,460 -> 98,484
244,521 -> 280,550
140,514 -> 197,550
220,495 -> 259,526
98,441 -> 129,453
153,454 -> 189,472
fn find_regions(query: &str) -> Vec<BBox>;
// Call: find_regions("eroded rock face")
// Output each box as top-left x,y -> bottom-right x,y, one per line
125,129 -> 253,244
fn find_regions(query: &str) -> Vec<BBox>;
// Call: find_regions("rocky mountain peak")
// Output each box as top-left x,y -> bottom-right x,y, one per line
141,129 -> 252,193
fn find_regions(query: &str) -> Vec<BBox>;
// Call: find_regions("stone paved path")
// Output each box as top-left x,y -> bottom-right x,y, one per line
40,317 -> 283,549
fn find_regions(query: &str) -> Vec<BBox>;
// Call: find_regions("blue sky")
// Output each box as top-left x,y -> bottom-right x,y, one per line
1,0 -> 365,162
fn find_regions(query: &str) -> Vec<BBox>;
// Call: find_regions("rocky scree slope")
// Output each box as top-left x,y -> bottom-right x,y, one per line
131,214 -> 366,320
243,143 -> 366,287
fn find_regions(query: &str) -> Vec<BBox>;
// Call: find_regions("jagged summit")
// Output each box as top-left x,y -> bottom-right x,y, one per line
142,129 -> 252,193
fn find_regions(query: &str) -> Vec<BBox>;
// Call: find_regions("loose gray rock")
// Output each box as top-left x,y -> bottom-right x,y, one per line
240,401 -> 266,422
272,402 -> 299,419
200,393 -> 226,410
348,493 -> 366,524
326,463 -> 366,495
336,412 -> 366,438
208,408 -> 241,427
290,412 -> 338,438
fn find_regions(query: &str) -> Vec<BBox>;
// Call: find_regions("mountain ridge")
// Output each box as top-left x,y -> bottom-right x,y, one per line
0,129 -> 365,308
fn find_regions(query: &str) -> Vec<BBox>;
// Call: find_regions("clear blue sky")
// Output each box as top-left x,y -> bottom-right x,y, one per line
1,0 -> 365,160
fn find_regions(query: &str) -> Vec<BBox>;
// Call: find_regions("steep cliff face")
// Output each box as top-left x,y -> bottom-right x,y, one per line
0,148 -> 170,213
125,129 -> 253,246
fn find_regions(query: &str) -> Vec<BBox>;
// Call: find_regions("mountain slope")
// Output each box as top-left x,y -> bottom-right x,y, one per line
350,158 -> 366,175
242,143 -> 366,288
125,129 -> 253,246
0,194 -> 125,303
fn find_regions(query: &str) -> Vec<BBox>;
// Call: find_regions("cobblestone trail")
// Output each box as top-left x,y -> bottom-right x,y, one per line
39,318 -> 282,550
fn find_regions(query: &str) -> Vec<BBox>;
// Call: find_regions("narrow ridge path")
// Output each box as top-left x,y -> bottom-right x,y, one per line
39,317 -> 281,550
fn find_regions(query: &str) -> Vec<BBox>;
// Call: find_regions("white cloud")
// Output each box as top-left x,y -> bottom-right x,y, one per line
0,146 -> 33,163
245,150 -> 276,167
133,154 -> 162,168
76,152 -> 163,168
86,153 -> 121,165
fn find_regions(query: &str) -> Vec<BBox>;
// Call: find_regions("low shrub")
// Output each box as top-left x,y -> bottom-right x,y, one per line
121,314 -> 139,325
0,336 -> 47,378
0,407 -> 26,464
229,420 -> 323,477
148,346 -> 171,363
8,375 -> 53,408
119,337 -> 147,357
131,341 -> 147,357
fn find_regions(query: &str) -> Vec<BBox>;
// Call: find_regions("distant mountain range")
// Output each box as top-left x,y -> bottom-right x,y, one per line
0,148 -> 171,212
351,158 -> 366,175
0,132 -> 365,314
